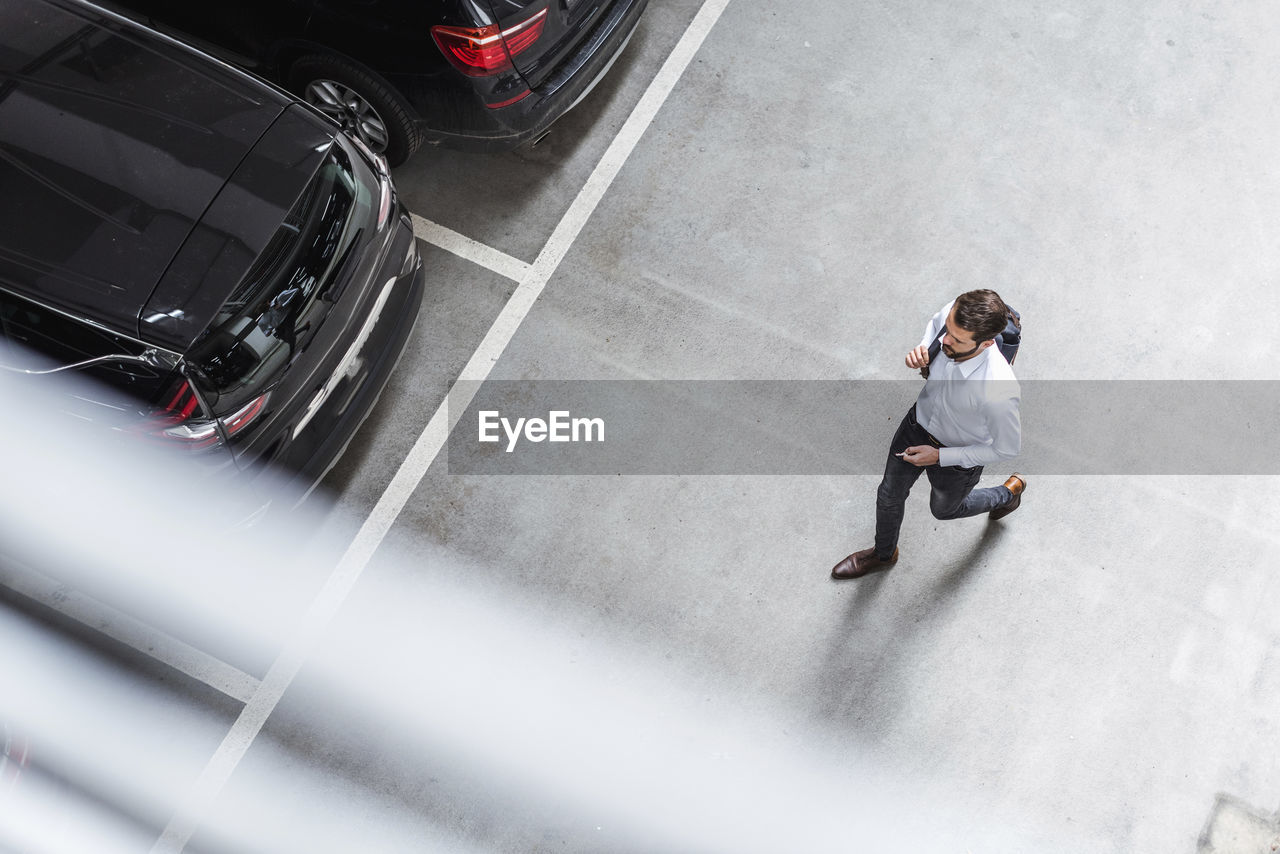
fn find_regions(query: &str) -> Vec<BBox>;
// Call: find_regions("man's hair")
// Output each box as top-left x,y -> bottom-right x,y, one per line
953,289 -> 1010,342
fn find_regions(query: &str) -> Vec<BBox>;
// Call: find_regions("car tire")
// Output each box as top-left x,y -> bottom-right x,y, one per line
288,54 -> 422,166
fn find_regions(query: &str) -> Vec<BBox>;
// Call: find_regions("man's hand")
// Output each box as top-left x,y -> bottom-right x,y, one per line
897,445 -> 939,467
905,345 -> 930,370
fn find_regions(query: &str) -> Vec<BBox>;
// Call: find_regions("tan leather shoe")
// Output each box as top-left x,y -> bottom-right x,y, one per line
988,473 -> 1026,521
831,547 -> 899,579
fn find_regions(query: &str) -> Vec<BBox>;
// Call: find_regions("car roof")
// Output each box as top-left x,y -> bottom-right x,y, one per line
0,0 -> 292,345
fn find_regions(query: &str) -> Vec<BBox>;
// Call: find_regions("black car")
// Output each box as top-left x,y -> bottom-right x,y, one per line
0,0 -> 425,505
96,0 -> 650,165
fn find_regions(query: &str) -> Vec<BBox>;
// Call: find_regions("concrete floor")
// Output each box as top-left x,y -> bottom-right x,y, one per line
12,0 -> 1277,850
296,0 -> 1280,850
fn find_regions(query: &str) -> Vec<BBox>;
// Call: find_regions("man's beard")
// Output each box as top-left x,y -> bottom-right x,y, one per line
942,341 -> 982,360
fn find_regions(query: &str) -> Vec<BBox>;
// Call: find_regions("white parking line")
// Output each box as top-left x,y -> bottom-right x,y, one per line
153,1 -> 735,850
2,564 -> 260,704
411,214 -> 531,282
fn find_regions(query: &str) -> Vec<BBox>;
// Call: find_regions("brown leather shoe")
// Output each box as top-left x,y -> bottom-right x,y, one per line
831,547 -> 899,579
988,473 -> 1026,521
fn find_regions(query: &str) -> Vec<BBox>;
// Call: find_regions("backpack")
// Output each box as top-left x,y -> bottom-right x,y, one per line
921,307 -> 1021,378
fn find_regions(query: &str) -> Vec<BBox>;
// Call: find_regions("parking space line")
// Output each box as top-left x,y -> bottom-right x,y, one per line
153,1 -> 735,850
411,214 -> 532,282
2,564 -> 260,704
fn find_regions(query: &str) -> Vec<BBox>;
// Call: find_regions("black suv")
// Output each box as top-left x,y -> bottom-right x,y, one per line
98,0 -> 650,165
0,0 -> 425,503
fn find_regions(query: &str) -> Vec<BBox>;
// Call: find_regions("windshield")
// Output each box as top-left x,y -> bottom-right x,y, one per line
185,142 -> 373,415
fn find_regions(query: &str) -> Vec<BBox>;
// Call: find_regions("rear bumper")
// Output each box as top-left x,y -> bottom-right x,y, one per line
412,0 -> 649,150
296,251 -> 423,495
258,210 -> 425,499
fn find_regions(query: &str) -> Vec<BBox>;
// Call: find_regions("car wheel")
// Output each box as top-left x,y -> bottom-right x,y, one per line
288,55 -> 422,166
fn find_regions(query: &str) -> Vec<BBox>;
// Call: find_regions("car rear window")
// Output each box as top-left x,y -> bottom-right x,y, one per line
184,143 -> 372,416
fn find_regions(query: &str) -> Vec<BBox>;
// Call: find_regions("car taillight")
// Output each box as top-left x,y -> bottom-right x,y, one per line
431,8 -> 548,77
221,394 -> 269,435
145,381 -> 269,449
159,419 -> 222,449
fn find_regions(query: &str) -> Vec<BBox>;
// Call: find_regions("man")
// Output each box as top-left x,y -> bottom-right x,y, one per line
831,289 -> 1025,580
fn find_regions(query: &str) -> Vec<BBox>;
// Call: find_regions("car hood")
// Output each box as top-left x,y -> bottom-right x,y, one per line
0,0 -> 290,342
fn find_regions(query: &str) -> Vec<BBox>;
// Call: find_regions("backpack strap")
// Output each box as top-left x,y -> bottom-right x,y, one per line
920,327 -> 945,379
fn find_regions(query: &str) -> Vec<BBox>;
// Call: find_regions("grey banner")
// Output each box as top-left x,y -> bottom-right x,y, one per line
445,381 -> 1278,475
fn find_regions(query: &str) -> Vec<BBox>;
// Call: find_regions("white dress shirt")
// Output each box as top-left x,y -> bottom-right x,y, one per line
914,300 -> 1021,469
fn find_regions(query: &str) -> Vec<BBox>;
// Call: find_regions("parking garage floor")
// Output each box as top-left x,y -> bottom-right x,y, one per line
11,0 -> 1280,851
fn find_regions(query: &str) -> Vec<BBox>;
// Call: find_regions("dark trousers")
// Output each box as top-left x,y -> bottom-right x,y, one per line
874,406 -> 1013,559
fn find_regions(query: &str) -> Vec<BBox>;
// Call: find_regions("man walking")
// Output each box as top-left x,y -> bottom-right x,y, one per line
831,289 -> 1025,580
